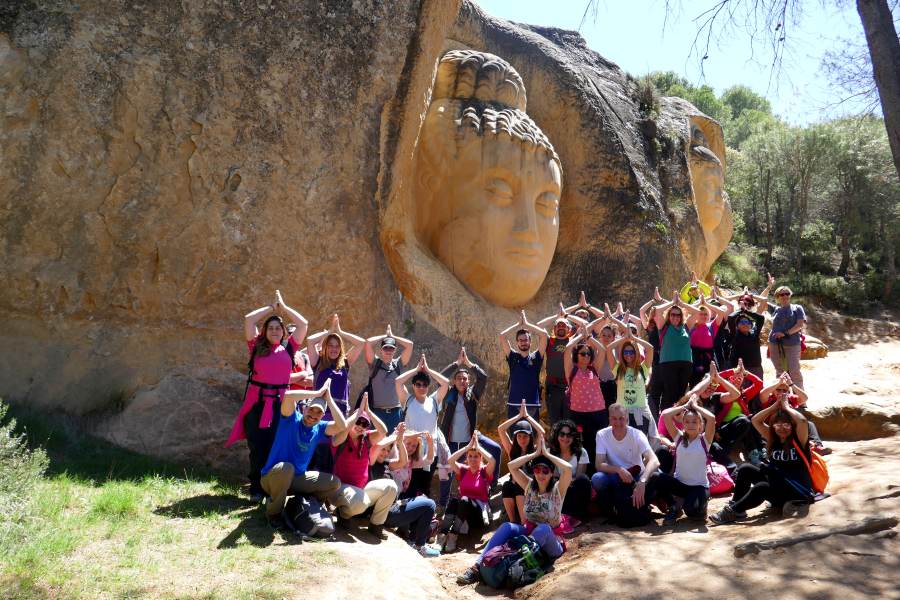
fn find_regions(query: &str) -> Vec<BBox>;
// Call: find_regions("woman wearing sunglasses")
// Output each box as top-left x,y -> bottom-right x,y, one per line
548,419 -> 591,521
563,323 -> 608,463
396,354 -> 450,498
497,402 -> 544,524
457,437 -> 573,585
651,293 -> 695,414
606,323 -> 656,438
437,431 -> 496,553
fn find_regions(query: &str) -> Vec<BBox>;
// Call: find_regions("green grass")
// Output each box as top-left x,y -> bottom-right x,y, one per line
0,405 -> 345,600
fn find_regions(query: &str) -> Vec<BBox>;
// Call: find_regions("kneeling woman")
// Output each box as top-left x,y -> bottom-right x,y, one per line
457,438 -> 573,585
369,422 -> 442,557
710,394 -> 815,524
438,432 -> 496,553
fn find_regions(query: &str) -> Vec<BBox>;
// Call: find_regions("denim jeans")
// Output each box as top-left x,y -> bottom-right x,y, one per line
384,495 -> 437,546
477,522 -> 563,564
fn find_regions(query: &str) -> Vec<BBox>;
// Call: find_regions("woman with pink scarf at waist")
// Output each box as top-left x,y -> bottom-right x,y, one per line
226,290 -> 308,502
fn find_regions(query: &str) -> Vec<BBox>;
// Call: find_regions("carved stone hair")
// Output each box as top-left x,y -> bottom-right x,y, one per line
420,50 -> 561,168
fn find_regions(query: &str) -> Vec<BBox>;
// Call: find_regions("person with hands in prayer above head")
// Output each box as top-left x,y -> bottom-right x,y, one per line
226,290 -> 309,502
363,324 -> 414,432
710,391 -> 815,524
457,435 -> 572,585
437,431 -> 497,554
563,319 -> 609,463
329,391 -> 397,540
259,379 -> 346,531
498,311 -> 547,419
537,298 -> 587,425
395,353 -> 450,497
438,346 -> 503,509
606,319 -> 656,438
497,400 -> 545,524
306,313 -> 366,419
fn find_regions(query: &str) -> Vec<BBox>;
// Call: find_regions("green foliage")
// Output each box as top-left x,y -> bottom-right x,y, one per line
635,74 -> 661,116
0,399 -> 49,551
712,243 -> 766,289
721,85 -> 772,119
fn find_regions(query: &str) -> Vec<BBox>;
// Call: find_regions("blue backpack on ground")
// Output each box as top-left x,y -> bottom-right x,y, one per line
479,534 -> 547,589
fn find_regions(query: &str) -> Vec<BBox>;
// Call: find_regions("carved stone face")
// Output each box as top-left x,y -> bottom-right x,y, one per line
414,50 -> 562,307
689,151 -> 725,232
424,131 -> 561,306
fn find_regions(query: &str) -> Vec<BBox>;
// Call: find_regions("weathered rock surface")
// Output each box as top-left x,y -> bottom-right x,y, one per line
1,0 -> 729,470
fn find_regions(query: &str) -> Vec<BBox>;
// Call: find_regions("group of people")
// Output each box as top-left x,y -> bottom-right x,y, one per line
225,275 -> 824,585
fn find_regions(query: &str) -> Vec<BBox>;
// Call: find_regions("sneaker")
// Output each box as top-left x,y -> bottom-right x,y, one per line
444,533 -> 458,553
782,500 -> 810,518
663,505 -> 683,526
417,544 -> 441,558
368,523 -> 388,540
709,505 -> 746,525
457,565 -> 480,586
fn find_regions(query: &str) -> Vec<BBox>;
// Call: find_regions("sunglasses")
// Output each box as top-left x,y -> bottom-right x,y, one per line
622,349 -> 636,356
776,292 -> 791,297
577,351 -> 592,357
355,419 -> 370,427
532,465 -> 552,475
558,431 -> 574,438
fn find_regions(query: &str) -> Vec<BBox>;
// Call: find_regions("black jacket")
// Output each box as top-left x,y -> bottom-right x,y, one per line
438,361 -> 487,442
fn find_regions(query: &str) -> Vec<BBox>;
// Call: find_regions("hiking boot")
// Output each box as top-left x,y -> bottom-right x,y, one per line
443,533 -> 458,553
663,505 -> 683,526
782,500 -> 810,518
457,565 -> 480,586
709,504 -> 746,524
417,543 -> 441,558
368,523 -> 388,540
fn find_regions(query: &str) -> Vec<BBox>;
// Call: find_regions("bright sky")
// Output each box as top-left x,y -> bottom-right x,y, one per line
476,0 -> 874,125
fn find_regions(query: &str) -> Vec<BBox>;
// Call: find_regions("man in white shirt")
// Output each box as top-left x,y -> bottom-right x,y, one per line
591,403 -> 661,526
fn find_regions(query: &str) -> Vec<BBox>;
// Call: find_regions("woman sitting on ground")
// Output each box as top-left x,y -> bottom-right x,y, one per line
457,437 -> 573,585
437,432 -> 497,553
657,397 -> 717,524
758,372 -> 827,453
497,402 -> 544,523
369,422 -> 442,557
710,393 -> 815,524
548,419 -> 591,522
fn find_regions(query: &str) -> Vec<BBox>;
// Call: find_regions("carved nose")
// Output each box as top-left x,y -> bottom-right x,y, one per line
511,197 -> 539,241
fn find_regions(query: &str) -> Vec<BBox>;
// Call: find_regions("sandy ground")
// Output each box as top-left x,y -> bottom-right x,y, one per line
312,316 -> 900,600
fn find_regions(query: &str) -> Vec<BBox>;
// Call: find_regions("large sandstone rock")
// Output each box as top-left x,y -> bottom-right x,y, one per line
0,0 -> 730,470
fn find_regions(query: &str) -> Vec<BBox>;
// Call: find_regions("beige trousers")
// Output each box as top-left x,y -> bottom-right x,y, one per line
330,479 -> 399,525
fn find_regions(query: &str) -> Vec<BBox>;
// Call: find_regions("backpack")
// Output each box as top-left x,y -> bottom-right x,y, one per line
354,358 -> 392,410
479,535 -> 547,589
792,438 -> 829,493
285,495 -> 335,538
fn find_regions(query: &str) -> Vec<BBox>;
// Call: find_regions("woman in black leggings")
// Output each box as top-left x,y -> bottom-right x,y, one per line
710,393 -> 815,524
651,293 -> 694,414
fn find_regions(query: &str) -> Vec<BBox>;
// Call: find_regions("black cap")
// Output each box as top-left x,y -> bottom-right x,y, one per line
529,455 -> 554,471
381,337 -> 397,349
511,419 -> 533,436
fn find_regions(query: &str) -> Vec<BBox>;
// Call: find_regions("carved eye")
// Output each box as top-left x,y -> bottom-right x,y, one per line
535,191 -> 559,218
486,179 -> 513,207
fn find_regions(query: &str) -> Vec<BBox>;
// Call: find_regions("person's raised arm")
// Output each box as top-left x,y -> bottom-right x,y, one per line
448,433 -> 476,477
507,437 -> 541,490
498,320 -> 518,356
422,431 -> 435,465
779,395 -> 809,446
662,403 -> 687,440
497,403 -> 526,456
275,290 -> 308,346
363,392 -> 388,445
385,324 -> 414,367
711,363 -> 740,403
521,311 -> 547,358
587,336 -> 608,371
282,380 -> 329,417
244,304 -> 275,342
751,395 -> 783,444
323,384 -> 349,436
680,374 -> 712,406
364,332 -> 386,366
755,273 -> 775,313
423,355 -> 450,406
541,441 -> 574,496
394,363 -> 420,407
389,422 -> 409,469
476,434 -> 497,479
305,328 -> 328,369
630,333 -> 654,367
562,291 -> 590,315
757,379 -> 783,408
332,315 -> 366,365
653,293 -> 678,329
688,396 -> 717,446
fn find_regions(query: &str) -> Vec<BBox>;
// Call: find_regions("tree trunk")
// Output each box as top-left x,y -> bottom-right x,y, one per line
838,211 -> 852,277
857,0 -> 900,181
763,169 -> 773,269
882,216 -> 896,299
